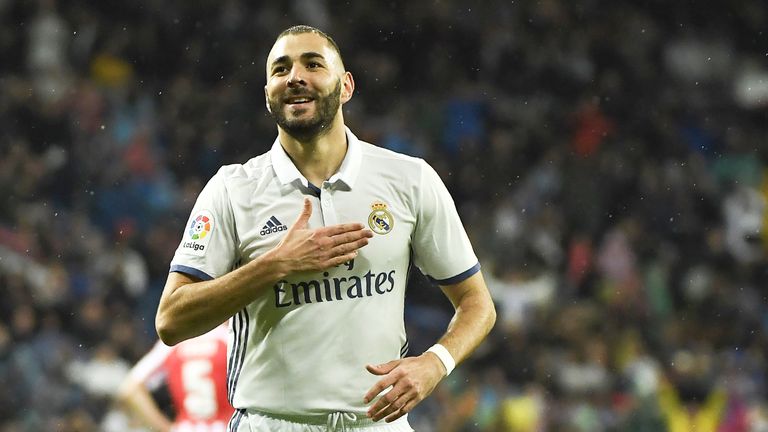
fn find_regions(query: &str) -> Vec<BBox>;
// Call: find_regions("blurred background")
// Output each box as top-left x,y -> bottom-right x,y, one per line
1,0 -> 767,431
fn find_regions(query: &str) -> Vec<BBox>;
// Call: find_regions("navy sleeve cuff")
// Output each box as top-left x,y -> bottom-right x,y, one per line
427,262 -> 481,285
169,264 -> 214,281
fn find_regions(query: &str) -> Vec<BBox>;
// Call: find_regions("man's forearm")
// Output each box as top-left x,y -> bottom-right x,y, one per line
437,272 -> 496,366
156,250 -> 288,345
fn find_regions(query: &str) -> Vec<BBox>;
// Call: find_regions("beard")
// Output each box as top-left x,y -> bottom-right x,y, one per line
268,79 -> 342,141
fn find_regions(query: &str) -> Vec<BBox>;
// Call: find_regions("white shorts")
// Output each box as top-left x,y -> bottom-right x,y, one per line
229,409 -> 414,432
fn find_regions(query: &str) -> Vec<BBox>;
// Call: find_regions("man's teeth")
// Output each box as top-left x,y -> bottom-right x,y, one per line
289,98 -> 311,103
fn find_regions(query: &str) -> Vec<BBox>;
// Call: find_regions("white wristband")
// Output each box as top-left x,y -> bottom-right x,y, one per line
426,344 -> 455,376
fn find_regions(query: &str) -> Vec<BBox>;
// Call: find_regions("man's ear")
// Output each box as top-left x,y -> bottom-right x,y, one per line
340,71 -> 355,105
264,86 -> 272,113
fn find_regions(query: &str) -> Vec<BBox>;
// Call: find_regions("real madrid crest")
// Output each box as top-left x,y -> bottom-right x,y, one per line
368,201 -> 394,235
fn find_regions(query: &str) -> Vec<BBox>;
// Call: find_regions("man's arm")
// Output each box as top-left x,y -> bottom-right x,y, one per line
116,376 -> 172,432
156,198 -> 373,345
433,271 -> 497,365
364,271 -> 496,422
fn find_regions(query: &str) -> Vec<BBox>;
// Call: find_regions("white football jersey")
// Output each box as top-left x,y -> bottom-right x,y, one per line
169,128 -> 479,416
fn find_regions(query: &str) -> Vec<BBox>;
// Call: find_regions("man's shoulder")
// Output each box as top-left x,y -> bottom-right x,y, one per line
214,152 -> 274,181
357,139 -> 425,168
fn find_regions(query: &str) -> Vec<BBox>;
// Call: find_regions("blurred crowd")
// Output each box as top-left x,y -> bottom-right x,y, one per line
1,0 -> 767,431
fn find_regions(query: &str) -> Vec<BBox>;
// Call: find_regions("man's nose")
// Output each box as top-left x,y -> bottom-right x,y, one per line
287,66 -> 306,86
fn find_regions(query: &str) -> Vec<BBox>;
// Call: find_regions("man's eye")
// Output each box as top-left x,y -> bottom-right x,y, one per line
307,62 -> 321,69
273,66 -> 287,75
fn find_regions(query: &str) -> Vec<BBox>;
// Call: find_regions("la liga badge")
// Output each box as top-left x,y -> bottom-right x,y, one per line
182,209 -> 215,256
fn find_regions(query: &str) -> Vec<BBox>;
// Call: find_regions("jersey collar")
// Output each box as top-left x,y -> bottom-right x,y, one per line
270,127 -> 362,190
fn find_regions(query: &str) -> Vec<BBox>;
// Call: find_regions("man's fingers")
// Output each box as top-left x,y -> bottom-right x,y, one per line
329,237 -> 369,257
366,360 -> 399,376
291,198 -> 313,229
328,251 -> 358,267
369,388 -> 414,422
319,232 -> 370,268
331,229 -> 373,247
363,368 -> 399,403
280,204 -> 373,271
367,387 -> 401,419
323,222 -> 372,238
362,356 -> 444,422
363,380 -> 394,404
384,396 -> 417,423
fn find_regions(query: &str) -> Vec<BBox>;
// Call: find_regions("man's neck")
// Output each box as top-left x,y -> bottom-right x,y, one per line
278,118 -> 348,187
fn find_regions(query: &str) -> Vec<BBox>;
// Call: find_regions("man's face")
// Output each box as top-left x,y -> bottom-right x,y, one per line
265,33 -> 350,140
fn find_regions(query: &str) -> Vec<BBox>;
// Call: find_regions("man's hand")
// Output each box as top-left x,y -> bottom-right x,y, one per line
272,198 -> 373,272
363,353 -> 447,422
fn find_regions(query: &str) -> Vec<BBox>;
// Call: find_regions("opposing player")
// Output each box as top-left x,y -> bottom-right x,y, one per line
117,324 -> 233,432
155,25 -> 496,431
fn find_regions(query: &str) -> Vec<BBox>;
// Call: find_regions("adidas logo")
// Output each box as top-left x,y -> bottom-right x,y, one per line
260,216 -> 288,236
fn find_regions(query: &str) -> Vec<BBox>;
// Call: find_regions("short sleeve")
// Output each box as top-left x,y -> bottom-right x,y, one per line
411,160 -> 480,285
169,168 -> 238,280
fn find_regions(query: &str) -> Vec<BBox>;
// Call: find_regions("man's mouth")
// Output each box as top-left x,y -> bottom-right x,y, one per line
284,96 -> 314,105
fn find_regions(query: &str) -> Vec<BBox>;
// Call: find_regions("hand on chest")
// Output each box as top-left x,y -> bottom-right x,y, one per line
240,192 -> 412,264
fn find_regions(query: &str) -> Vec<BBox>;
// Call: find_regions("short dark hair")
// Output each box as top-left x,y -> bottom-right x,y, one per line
276,25 -> 344,64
